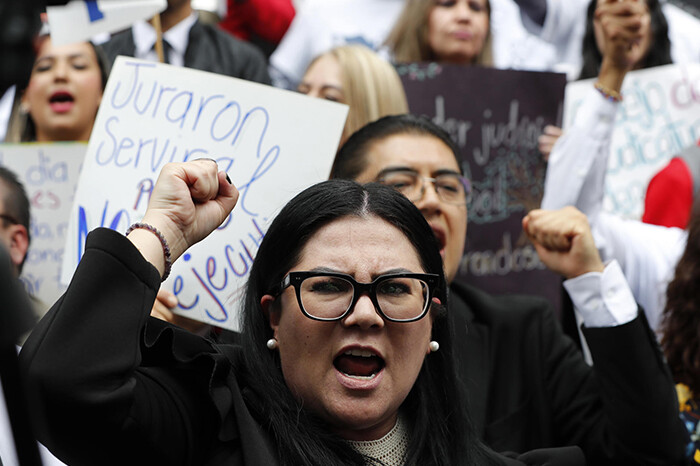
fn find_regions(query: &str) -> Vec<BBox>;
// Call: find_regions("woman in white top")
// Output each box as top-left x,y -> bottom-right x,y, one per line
541,0 -> 685,333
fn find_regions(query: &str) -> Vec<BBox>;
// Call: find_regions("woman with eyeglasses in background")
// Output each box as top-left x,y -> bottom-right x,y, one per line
330,113 -> 686,464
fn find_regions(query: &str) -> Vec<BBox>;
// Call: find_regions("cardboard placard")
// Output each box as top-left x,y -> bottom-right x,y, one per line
62,57 -> 348,330
400,63 -> 567,310
564,63 -> 700,219
0,143 -> 86,311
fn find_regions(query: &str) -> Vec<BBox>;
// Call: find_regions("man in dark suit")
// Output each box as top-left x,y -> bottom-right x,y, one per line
331,114 -> 686,465
101,0 -> 271,85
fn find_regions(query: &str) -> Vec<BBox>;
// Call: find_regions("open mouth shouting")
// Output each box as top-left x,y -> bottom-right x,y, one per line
334,347 -> 386,389
49,91 -> 75,113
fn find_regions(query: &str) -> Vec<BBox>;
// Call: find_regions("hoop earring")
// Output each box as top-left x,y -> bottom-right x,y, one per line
429,341 -> 439,353
266,338 -> 278,350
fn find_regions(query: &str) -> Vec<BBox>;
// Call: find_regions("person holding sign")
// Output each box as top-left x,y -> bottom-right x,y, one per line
297,45 -> 409,146
576,0 -> 672,80
19,159 -> 587,465
330,114 -> 685,464
5,36 -> 108,143
536,0 -> 672,158
541,0 -> 681,333
522,0 -> 697,80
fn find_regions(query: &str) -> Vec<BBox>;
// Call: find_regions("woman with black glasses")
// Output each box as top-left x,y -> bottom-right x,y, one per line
19,159 -> 585,465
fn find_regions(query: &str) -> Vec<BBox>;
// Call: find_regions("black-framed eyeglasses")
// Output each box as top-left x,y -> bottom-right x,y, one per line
377,169 -> 472,205
274,271 -> 439,322
0,214 -> 19,225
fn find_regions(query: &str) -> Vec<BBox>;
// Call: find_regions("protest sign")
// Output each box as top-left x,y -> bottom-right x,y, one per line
564,63 -> 700,219
0,143 -> 86,310
400,63 -> 566,310
47,0 -> 167,46
62,57 -> 348,330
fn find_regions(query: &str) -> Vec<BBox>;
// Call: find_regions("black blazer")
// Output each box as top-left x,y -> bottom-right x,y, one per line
102,19 -> 271,85
19,229 -> 585,466
449,281 -> 686,465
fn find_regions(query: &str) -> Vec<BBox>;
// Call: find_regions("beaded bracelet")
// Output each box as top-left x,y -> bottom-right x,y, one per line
126,222 -> 172,281
594,81 -> 623,102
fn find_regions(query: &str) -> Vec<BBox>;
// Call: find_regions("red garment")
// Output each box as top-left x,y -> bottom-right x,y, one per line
220,0 -> 295,44
642,157 -> 693,229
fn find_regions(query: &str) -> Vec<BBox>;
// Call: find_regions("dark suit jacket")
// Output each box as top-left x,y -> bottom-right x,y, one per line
449,281 -> 686,465
19,229 -> 585,466
102,19 -> 271,85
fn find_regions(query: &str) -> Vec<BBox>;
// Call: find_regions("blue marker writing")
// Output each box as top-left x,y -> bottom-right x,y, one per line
85,1 -> 105,22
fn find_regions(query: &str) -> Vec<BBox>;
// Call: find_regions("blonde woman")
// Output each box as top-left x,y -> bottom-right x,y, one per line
386,0 -> 493,66
297,45 -> 408,146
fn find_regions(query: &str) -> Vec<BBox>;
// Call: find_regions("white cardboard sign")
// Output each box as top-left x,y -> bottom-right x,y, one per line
47,0 -> 167,47
0,143 -> 86,310
62,57 -> 348,330
564,63 -> 700,219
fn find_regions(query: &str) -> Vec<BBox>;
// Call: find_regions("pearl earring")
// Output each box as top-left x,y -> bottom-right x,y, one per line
266,338 -> 278,350
429,341 -> 440,353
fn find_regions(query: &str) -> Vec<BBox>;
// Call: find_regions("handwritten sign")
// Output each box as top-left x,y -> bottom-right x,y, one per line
564,63 -> 700,219
62,57 -> 348,330
47,0 -> 167,46
400,63 -> 567,311
0,143 -> 86,311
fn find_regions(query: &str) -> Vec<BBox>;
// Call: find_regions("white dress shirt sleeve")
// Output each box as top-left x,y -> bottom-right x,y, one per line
539,82 -> 688,333
563,260 -> 637,327
590,212 -> 687,332
541,86 -> 619,218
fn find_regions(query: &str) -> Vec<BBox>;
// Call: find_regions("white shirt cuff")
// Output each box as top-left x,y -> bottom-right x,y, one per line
563,260 -> 638,327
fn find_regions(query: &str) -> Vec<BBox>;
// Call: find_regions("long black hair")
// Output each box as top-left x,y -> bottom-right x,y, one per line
237,180 -> 496,465
578,0 -> 671,80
